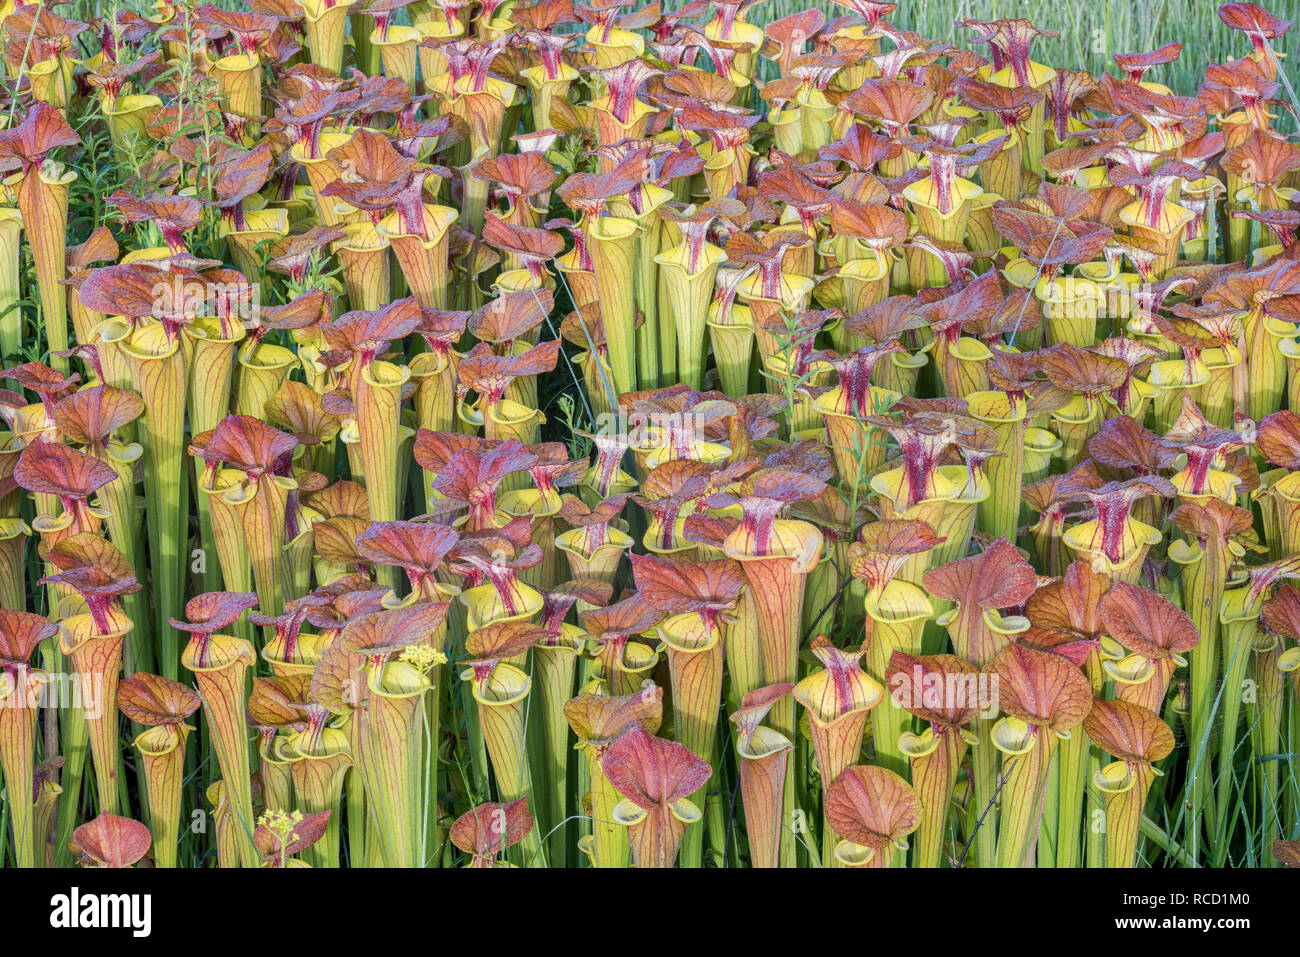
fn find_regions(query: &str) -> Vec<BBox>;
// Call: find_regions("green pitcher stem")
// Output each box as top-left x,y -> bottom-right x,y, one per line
0,669 -> 39,867
1053,728 -> 1089,868
128,334 -> 187,679
996,731 -> 1056,868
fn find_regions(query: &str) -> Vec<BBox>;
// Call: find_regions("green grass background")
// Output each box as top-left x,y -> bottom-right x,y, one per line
763,1 -> 1299,92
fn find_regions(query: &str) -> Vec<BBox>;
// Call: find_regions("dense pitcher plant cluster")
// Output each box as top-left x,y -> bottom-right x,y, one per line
0,0 -> 1298,870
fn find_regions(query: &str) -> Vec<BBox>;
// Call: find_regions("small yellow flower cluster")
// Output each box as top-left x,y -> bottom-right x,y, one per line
399,644 -> 448,673
258,808 -> 304,847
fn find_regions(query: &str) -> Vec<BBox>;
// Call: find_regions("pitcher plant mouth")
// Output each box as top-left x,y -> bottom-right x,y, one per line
601,726 -> 711,868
